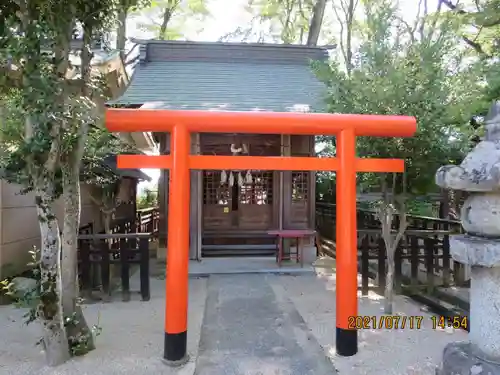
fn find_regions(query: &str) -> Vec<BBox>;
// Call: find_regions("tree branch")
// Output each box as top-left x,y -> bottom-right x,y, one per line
440,0 -> 492,56
441,0 -> 500,27
124,42 -> 139,61
1,62 -> 100,96
125,54 -> 140,66
462,34 -> 490,56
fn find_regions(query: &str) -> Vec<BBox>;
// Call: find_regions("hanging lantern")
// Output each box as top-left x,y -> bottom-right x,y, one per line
221,170 -> 227,184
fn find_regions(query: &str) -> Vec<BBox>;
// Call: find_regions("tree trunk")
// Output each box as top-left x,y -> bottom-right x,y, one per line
103,210 -> 112,235
378,202 -> 395,314
384,241 -> 395,314
159,6 -> 175,40
439,188 -> 450,219
332,0 -> 357,74
382,204 -> 407,314
306,0 -> 327,46
345,0 -> 355,74
61,166 -> 95,355
35,188 -> 70,366
378,178 -> 407,314
116,7 -> 128,59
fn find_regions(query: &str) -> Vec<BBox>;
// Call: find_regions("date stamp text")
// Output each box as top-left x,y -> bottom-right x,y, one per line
348,315 -> 424,330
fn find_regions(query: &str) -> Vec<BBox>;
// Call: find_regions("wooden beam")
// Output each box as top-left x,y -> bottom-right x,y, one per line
106,109 -> 417,137
117,155 -> 405,173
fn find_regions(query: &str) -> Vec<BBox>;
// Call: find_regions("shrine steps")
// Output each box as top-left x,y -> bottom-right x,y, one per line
202,231 -> 277,257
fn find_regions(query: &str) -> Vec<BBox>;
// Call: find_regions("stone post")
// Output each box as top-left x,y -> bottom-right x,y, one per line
436,101 -> 500,375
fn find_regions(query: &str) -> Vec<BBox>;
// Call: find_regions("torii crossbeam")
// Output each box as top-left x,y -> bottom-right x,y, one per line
105,109 -> 417,364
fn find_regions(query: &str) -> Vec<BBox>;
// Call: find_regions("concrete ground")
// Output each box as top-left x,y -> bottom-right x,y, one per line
0,256 -> 467,375
188,257 -> 314,276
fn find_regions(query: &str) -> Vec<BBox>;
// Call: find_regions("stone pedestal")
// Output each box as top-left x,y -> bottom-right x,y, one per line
439,341 -> 500,375
438,234 -> 500,374
303,246 -> 317,264
289,245 -> 317,264
435,101 -> 500,375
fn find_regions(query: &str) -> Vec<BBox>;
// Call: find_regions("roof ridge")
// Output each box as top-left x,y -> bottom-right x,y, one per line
129,38 -> 335,51
136,40 -> 331,65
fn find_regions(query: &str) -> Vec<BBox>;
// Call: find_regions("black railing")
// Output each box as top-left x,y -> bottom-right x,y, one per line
315,202 -> 468,295
76,208 -> 159,302
316,202 -> 462,233
136,207 -> 159,236
78,233 -> 151,302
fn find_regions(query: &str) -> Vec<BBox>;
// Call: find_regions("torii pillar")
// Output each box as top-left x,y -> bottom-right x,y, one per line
105,109 -> 417,365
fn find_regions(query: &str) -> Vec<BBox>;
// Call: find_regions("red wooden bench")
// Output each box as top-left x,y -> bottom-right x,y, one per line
267,229 -> 317,267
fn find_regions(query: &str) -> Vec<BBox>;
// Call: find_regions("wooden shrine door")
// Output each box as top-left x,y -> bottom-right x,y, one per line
201,134 -> 280,232
237,170 -> 275,230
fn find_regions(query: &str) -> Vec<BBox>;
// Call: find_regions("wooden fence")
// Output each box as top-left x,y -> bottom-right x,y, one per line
78,233 -> 151,301
315,202 -> 468,296
137,207 -> 160,235
77,207 -> 159,302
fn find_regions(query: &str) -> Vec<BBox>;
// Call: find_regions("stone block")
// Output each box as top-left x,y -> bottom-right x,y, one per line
437,341 -> 500,375
451,235 -> 500,267
289,245 -> 317,265
156,246 -> 167,261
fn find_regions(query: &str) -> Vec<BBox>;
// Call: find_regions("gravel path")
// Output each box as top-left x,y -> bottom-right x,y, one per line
0,258 -> 467,375
276,257 -> 469,375
0,277 -> 207,375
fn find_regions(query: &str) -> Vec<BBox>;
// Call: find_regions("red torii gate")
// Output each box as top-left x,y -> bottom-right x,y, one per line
105,109 -> 417,364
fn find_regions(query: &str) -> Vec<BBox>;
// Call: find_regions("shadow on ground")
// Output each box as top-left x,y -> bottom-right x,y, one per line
0,256 -> 467,375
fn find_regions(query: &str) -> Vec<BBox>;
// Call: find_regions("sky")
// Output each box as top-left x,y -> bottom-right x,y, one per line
131,0 -> 252,190
132,0 -> 440,191
128,0 -> 253,41
127,0 -> 441,42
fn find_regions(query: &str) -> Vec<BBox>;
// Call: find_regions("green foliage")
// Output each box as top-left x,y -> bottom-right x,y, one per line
65,310 -> 103,356
1,248 -> 102,356
356,197 -> 438,216
82,125 -> 138,186
0,1 -> 115,201
253,0 -> 315,43
315,0 -> 490,197
0,0 -> 130,362
137,187 -> 158,209
222,0 -> 316,43
315,171 -> 335,201
406,199 -> 438,217
135,0 -> 210,40
437,1 -> 500,105
0,96 -> 134,198
441,0 -> 500,57
121,0 -> 154,14
1,248 -> 41,322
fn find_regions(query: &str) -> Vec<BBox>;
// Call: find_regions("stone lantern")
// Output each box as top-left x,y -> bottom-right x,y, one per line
436,101 -> 500,374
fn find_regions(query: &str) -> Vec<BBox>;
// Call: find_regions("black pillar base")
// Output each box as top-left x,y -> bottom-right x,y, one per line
164,331 -> 188,365
336,327 -> 357,356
